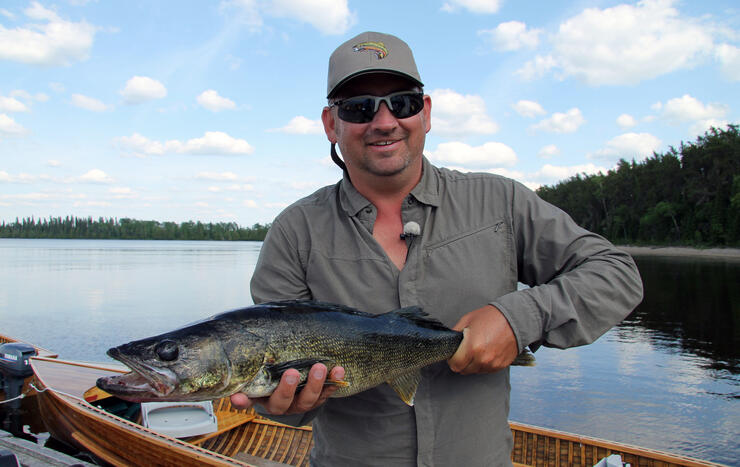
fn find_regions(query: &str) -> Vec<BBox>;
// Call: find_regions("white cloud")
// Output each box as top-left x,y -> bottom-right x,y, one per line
512,100 -> 546,118
538,144 -> 559,159
197,90 -> 236,111
0,2 -> 97,66
225,0 -> 354,34
120,76 -> 167,104
47,159 -> 61,167
77,169 -> 113,183
518,0 -> 716,85
115,131 -> 254,156
207,184 -> 254,192
479,21 -> 542,51
690,118 -> 729,136
0,9 -> 15,20
18,91 -> 47,103
430,89 -> 498,137
427,141 -> 517,168
661,94 -> 728,123
0,114 -> 26,135
715,43 -> 740,81
534,163 -> 608,182
195,171 -> 240,181
109,187 -> 136,199
243,199 -> 258,208
532,108 -> 584,133
270,116 -> 323,134
589,132 -> 662,161
71,93 -> 109,112
0,96 -> 29,112
442,0 -> 501,14
656,94 -> 729,135
616,114 -> 637,129
515,54 -> 557,81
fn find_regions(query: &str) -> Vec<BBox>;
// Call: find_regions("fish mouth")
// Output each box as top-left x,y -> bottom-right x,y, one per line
96,347 -> 178,402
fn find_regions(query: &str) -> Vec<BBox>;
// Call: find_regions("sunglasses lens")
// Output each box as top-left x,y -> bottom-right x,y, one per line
389,93 -> 424,119
336,92 -> 423,123
337,97 -> 376,123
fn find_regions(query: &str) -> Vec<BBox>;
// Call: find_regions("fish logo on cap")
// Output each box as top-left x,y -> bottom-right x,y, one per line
352,41 -> 388,59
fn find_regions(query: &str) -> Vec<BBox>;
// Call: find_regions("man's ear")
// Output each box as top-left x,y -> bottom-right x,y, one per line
322,106 -> 337,142
422,95 -> 432,134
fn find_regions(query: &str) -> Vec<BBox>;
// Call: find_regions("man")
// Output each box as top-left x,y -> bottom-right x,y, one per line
231,31 -> 643,466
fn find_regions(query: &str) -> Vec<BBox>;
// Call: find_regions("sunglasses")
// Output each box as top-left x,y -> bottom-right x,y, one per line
331,91 -> 425,123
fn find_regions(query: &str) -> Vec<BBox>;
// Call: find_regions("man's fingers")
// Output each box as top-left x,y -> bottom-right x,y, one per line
265,369 -> 301,414
316,366 -> 346,403
291,364 -> 327,413
230,392 -> 253,410
448,328 -> 470,372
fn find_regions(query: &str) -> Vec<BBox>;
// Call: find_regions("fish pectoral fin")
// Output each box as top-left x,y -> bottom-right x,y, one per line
512,349 -> 536,366
325,378 -> 350,388
387,369 -> 422,406
264,358 -> 333,381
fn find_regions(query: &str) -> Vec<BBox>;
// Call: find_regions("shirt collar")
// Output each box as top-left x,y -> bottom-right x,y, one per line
339,156 -> 441,216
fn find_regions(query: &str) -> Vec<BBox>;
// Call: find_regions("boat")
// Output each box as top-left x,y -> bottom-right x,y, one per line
31,356 -> 723,467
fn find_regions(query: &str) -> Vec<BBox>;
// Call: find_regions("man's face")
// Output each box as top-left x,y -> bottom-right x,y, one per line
322,73 -> 432,180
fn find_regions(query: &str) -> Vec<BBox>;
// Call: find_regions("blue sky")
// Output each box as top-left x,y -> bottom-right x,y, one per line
1,0 -> 738,225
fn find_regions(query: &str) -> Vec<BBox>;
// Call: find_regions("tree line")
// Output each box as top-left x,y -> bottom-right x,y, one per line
2,126 -> 737,246
0,216 -> 270,241
536,125 -> 740,247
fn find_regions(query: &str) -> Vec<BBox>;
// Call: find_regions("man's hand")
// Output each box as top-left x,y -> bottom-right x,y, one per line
448,305 -> 519,374
230,363 -> 345,415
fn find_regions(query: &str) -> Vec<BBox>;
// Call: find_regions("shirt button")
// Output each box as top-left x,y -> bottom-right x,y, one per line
365,208 -> 372,214
407,198 -> 414,205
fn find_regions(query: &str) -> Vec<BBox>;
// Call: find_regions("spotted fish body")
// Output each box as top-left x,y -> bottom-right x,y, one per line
97,300 -> 469,405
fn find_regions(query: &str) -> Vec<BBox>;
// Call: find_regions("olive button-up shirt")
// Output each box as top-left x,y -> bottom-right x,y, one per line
250,157 -> 643,466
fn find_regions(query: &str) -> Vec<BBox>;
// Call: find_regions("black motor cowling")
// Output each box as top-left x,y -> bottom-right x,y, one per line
0,343 -> 37,379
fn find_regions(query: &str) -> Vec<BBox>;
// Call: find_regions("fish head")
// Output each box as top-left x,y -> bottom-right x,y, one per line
97,324 -> 265,402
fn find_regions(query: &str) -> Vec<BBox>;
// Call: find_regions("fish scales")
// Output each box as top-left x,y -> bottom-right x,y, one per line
96,300 -> 533,406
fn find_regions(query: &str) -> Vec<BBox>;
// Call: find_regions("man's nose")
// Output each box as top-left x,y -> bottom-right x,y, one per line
371,101 -> 397,127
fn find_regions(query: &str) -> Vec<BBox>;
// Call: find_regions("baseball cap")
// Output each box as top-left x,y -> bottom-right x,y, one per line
327,31 -> 423,98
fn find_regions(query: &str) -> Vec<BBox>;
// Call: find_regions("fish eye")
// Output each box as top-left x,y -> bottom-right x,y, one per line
155,339 -> 179,361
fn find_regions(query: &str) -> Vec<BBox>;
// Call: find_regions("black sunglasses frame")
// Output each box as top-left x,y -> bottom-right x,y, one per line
330,91 -> 425,124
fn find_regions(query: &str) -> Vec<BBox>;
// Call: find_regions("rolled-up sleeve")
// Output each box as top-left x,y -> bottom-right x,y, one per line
492,182 -> 644,352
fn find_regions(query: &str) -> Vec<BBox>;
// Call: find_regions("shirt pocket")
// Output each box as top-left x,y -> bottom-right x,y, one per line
419,219 -> 516,324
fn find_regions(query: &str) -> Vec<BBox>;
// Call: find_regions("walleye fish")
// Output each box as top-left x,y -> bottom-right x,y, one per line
97,300 -> 535,406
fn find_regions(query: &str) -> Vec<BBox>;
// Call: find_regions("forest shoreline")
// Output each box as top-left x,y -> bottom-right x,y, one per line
620,245 -> 740,260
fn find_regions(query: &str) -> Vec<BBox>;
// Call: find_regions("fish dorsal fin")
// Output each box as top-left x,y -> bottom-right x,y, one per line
387,369 -> 422,406
385,306 -> 450,331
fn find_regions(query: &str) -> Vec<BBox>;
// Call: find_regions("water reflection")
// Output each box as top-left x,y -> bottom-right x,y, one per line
622,255 -> 739,376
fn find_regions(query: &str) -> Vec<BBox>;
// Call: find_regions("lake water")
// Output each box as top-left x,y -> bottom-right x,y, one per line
0,239 -> 737,465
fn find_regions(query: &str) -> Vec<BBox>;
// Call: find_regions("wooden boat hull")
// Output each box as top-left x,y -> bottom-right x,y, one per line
31,356 -> 723,467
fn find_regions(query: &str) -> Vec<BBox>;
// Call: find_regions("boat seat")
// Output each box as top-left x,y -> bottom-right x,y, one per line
141,401 -> 218,438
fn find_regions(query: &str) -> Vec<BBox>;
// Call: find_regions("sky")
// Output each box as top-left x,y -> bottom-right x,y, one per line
1,0 -> 738,226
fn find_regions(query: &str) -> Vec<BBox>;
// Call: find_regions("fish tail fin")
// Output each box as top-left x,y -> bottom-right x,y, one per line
512,349 -> 536,366
387,369 -> 422,406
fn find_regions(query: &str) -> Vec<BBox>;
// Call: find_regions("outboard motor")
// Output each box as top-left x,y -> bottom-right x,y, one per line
0,343 -> 37,411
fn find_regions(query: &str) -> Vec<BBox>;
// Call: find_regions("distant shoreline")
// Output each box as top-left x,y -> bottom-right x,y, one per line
620,245 -> 740,260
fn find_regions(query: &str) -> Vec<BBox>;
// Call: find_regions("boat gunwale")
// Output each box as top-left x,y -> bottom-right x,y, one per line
508,421 -> 726,466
